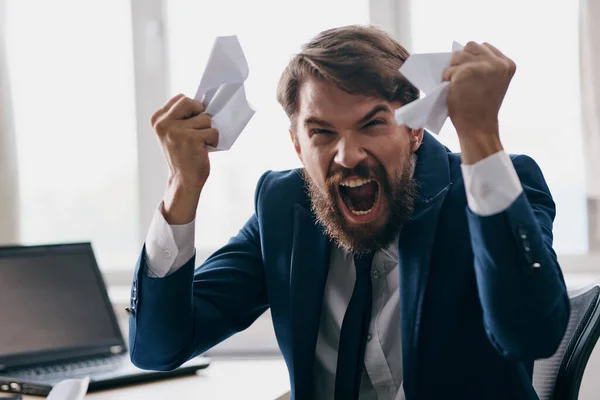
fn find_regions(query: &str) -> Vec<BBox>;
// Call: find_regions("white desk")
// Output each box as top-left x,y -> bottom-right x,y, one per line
6,358 -> 290,400
6,274 -> 599,399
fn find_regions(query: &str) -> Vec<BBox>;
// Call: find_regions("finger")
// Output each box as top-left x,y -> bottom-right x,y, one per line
180,112 -> 212,130
450,50 -> 478,66
164,93 -> 186,111
482,43 -> 516,75
463,41 -> 485,56
441,66 -> 458,82
151,93 -> 185,126
482,42 -> 506,59
167,96 -> 206,121
190,127 -> 219,148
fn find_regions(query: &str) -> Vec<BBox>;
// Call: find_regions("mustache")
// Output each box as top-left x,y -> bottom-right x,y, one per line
326,163 -> 381,186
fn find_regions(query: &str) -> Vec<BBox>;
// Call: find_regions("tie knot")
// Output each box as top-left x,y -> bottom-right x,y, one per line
353,253 -> 374,271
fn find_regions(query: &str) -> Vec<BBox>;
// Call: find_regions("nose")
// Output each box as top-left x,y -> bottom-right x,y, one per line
333,134 -> 368,169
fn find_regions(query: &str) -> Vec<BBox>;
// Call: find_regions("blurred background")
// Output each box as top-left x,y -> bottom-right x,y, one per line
1,0 -> 599,396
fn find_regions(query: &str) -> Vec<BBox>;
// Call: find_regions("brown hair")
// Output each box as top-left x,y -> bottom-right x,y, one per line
276,25 -> 419,126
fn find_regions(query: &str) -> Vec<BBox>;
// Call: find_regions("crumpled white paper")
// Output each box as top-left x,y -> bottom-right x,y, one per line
46,377 -> 89,400
395,42 -> 464,134
194,35 -> 255,152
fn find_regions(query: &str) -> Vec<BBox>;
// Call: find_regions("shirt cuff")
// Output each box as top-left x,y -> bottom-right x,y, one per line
460,151 -> 523,216
144,201 -> 196,278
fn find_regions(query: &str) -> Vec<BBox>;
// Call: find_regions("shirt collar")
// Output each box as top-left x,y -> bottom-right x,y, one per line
374,236 -> 399,277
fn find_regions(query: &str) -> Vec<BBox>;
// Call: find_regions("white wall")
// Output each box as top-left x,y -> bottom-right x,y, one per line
0,0 -> 19,244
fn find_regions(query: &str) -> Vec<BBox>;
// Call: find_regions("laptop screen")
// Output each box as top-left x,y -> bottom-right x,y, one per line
0,243 -> 124,367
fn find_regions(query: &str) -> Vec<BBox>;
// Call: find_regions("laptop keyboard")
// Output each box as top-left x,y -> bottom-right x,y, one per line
7,355 -> 126,381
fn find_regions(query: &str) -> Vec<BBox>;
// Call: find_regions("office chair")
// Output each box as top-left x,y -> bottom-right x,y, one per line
533,282 -> 600,399
276,283 -> 600,400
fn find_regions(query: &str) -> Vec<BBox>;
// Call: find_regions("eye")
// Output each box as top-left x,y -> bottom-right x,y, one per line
310,128 -> 334,135
363,119 -> 386,129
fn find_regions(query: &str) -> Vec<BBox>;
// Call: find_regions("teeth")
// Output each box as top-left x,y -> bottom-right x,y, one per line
350,207 -> 374,216
340,178 -> 373,188
347,190 -> 379,216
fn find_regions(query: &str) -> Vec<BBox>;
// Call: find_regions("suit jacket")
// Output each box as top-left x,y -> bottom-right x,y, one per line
129,132 -> 570,399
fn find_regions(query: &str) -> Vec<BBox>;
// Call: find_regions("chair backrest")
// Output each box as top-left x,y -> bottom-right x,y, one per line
533,283 -> 600,399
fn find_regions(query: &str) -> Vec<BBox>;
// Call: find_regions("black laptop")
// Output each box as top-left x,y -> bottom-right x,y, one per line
0,242 -> 210,397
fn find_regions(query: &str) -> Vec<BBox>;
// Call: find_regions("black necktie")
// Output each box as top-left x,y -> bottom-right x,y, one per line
334,253 -> 374,400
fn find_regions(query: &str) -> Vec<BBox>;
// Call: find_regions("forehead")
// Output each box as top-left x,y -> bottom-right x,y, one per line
297,78 -> 387,124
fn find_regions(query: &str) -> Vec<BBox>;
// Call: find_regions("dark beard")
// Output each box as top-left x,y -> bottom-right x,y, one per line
302,155 -> 417,255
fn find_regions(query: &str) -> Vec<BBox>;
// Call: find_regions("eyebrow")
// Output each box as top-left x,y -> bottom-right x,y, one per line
303,104 -> 392,129
357,104 -> 392,125
303,116 -> 334,129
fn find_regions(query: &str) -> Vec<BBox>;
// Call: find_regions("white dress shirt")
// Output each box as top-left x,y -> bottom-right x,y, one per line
314,242 -> 404,400
144,150 -> 523,399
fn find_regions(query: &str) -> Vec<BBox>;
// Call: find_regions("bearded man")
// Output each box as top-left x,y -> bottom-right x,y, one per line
128,25 -> 570,400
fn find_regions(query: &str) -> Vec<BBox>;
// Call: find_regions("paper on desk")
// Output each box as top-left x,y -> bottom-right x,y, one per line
194,35 -> 255,152
46,377 -> 89,400
395,42 -> 464,134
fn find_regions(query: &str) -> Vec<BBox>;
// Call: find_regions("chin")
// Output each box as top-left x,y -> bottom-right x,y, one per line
335,201 -> 394,254
301,166 -> 414,254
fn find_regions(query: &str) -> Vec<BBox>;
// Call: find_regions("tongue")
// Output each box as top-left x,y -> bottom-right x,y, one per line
342,181 -> 378,211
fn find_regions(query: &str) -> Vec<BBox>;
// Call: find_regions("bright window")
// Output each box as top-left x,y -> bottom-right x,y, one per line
410,0 -> 585,254
6,0 -> 139,270
165,0 -> 370,256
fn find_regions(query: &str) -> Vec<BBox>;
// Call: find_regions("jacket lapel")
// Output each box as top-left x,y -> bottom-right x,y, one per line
398,132 -> 451,399
290,203 -> 331,399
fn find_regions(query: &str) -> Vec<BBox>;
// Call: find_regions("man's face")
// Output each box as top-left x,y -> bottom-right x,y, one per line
292,78 -> 423,254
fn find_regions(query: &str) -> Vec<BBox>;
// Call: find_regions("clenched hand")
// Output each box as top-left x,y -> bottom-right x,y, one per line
151,94 -> 219,224
442,41 -> 516,164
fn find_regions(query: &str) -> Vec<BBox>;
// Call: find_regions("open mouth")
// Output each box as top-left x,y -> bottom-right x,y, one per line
338,177 -> 380,216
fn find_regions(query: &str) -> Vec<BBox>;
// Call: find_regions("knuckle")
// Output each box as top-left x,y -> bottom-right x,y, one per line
442,67 -> 452,80
150,111 -> 160,127
199,113 -> 212,127
154,119 -> 168,135
463,64 -> 477,74
171,93 -> 184,104
450,52 -> 461,64
173,96 -> 190,112
164,130 -> 176,144
207,130 -> 219,147
482,62 -> 495,73
465,41 -> 479,50
494,59 -> 513,76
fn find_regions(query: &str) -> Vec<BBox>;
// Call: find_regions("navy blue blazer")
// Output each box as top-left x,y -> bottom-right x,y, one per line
129,132 -> 570,399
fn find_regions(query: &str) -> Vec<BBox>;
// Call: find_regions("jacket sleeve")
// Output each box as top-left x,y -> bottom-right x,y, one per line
467,154 -> 571,361
129,173 -> 270,371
